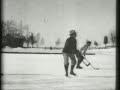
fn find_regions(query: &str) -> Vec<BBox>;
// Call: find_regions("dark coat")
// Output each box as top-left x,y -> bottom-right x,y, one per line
62,37 -> 78,54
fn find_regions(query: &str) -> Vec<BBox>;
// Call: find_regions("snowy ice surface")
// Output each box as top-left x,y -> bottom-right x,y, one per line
2,48 -> 116,90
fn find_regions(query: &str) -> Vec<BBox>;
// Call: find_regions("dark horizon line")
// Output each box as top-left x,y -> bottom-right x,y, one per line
1,52 -> 95,55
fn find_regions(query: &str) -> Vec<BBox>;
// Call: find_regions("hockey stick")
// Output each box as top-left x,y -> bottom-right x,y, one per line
83,56 -> 99,70
82,60 -> 90,66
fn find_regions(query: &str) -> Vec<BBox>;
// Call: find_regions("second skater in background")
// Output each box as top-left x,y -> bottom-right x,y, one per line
76,41 -> 92,69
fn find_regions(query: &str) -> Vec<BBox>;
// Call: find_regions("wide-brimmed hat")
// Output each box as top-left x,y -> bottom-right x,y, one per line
69,30 -> 76,35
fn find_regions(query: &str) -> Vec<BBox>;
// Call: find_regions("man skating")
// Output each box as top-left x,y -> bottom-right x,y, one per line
62,30 -> 79,77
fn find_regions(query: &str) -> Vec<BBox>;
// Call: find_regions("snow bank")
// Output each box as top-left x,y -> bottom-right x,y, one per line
87,48 -> 115,55
2,46 -> 115,55
2,47 -> 62,53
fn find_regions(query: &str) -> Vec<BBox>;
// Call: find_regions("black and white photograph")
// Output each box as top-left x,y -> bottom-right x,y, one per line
1,0 -> 116,90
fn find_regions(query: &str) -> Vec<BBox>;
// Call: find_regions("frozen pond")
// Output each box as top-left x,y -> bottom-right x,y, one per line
2,53 -> 116,90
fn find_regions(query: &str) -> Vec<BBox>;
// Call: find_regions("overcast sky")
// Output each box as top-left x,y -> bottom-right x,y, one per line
3,0 -> 116,47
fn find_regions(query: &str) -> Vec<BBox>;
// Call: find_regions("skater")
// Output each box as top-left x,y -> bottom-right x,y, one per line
62,30 -> 79,77
76,41 -> 91,69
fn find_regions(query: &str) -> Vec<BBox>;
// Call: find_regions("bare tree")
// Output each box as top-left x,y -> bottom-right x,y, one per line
55,38 -> 61,46
103,36 -> 108,47
29,33 -> 38,48
40,37 -> 45,46
24,25 -> 29,48
94,41 -> 98,47
109,30 -> 116,46
30,33 -> 34,48
36,32 -> 40,48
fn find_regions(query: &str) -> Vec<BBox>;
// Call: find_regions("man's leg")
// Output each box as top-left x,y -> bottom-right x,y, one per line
63,53 -> 69,76
76,52 -> 84,69
69,54 -> 76,76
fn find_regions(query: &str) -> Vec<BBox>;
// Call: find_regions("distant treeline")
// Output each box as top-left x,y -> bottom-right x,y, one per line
2,20 -> 25,48
2,20 -> 40,48
2,20 -> 63,48
2,34 -> 25,48
2,20 -> 116,49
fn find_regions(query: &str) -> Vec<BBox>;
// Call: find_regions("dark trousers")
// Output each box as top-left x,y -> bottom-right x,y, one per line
63,53 -> 76,75
76,51 -> 84,66
63,53 -> 76,66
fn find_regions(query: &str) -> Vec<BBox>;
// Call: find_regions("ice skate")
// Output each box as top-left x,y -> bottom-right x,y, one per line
70,71 -> 76,76
76,66 -> 83,69
65,72 -> 68,77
